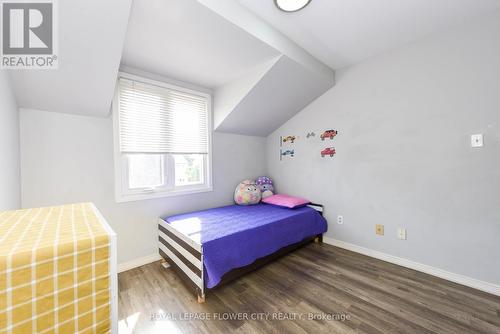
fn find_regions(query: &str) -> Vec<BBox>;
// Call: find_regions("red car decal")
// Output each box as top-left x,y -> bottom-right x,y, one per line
320,130 -> 338,140
321,147 -> 336,157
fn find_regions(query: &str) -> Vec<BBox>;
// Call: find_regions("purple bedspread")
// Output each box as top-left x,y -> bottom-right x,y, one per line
163,204 -> 328,288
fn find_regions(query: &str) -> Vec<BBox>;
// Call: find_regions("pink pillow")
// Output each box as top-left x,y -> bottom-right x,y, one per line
262,194 -> 310,209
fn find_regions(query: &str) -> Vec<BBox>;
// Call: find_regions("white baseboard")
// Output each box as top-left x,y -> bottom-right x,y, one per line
118,253 -> 162,273
323,237 -> 500,297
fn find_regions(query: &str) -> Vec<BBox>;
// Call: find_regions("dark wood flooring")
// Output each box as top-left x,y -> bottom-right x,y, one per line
118,243 -> 500,334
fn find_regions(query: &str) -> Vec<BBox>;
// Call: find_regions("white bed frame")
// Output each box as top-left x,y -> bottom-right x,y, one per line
158,203 -> 324,303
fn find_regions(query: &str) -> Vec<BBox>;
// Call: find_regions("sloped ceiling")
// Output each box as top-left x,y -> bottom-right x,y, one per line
120,0 -> 335,137
6,0 -> 500,138
237,0 -> 500,69
215,55 -> 333,136
197,0 -> 335,136
214,57 -> 281,129
6,0 -> 333,137
8,0 -> 133,117
121,0 -> 280,88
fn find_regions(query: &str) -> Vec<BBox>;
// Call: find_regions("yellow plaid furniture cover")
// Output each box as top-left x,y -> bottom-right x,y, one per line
0,203 -> 115,334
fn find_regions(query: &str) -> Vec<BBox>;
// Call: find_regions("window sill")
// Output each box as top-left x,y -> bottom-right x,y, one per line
115,186 -> 213,203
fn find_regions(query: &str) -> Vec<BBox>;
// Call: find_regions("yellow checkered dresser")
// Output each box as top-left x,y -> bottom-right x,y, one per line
0,203 -> 117,334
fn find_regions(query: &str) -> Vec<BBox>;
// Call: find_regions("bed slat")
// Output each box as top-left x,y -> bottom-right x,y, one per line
159,231 -> 203,270
158,218 -> 202,252
159,237 -> 202,276
159,243 -> 203,288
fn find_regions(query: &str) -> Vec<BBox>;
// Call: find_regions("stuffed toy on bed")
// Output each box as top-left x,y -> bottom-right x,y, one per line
234,179 -> 261,205
256,176 -> 274,199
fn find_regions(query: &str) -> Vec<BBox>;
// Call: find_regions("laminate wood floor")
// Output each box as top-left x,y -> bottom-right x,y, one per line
118,243 -> 500,334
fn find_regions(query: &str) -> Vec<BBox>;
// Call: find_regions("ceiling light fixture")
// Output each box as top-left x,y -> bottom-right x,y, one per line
274,0 -> 311,13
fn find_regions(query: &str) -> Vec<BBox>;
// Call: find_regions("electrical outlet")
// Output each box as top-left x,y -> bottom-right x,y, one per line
398,228 -> 407,240
375,224 -> 384,236
337,215 -> 343,224
471,134 -> 483,148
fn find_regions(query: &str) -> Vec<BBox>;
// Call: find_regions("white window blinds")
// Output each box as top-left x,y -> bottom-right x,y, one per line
118,78 -> 209,154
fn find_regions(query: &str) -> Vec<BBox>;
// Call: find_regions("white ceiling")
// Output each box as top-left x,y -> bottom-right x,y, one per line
216,55 -> 333,136
238,0 -> 500,69
9,0 -> 132,117
193,0 -> 334,136
121,0 -> 280,89
8,0 -> 499,135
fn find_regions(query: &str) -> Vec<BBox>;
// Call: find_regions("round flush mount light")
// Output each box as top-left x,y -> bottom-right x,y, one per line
274,0 -> 311,12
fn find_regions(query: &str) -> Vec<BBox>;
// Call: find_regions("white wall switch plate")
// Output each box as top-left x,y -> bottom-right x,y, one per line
337,215 -> 343,224
397,228 -> 407,240
471,134 -> 483,148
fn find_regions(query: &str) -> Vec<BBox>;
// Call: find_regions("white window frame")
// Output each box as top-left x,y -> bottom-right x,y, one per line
113,72 -> 213,203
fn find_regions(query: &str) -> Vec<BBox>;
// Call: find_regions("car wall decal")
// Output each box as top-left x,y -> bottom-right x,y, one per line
279,129 -> 339,161
280,149 -> 295,161
320,129 -> 338,140
280,135 -> 297,145
321,147 -> 336,157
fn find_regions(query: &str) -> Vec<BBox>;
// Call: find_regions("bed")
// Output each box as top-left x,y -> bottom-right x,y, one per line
158,203 -> 327,303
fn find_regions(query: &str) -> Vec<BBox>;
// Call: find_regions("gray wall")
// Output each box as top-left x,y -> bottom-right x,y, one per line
0,71 -> 21,211
20,109 -> 267,264
266,12 -> 500,284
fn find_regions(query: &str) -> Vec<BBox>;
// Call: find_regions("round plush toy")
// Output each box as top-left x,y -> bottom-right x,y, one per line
255,176 -> 274,199
234,180 -> 262,205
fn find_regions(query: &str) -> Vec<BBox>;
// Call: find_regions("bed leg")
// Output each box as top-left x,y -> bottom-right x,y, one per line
197,293 -> 205,304
160,257 -> 171,269
314,235 -> 323,243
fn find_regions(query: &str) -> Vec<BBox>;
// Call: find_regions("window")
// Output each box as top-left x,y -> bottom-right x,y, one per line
113,73 -> 212,202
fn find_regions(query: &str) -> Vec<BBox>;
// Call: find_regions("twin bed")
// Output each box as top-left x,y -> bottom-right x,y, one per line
158,202 -> 327,303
